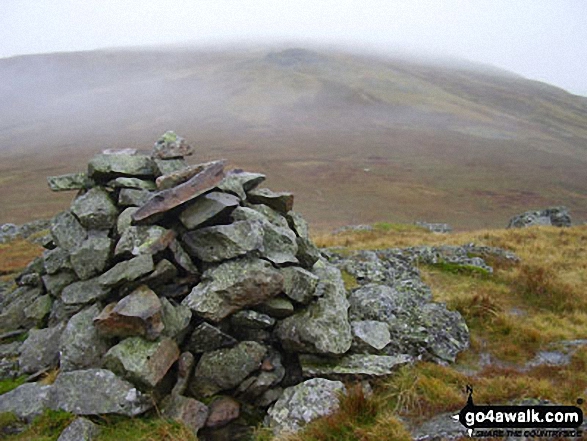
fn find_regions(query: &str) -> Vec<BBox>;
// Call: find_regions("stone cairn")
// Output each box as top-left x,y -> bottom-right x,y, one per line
0,132 -> 470,439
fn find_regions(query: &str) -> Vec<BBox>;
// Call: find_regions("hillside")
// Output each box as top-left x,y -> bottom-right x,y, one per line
1,47 -> 587,229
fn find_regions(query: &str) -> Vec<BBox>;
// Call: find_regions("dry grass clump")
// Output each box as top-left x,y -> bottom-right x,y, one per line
0,239 -> 44,279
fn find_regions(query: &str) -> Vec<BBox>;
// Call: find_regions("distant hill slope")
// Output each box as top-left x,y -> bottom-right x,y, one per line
1,47 -> 586,229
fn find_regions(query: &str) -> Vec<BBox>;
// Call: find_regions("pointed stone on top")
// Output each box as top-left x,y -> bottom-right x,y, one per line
152,131 -> 195,159
131,160 -> 226,224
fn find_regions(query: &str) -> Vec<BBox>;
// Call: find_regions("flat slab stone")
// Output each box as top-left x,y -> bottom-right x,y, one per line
42,271 -> 78,297
179,191 -> 240,229
182,220 -> 264,262
118,188 -> 153,207
103,337 -> 180,390
247,188 -> 294,214
132,160 -> 226,224
50,368 -> 153,416
298,353 -> 412,379
98,254 -> 155,287
88,153 -> 155,180
61,278 -> 111,305
106,177 -> 156,190
156,162 -> 209,190
182,257 -> 283,323
94,285 -> 164,340
47,173 -> 94,192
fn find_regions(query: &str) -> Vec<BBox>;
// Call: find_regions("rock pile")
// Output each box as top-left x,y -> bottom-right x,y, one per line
0,132 -> 470,439
507,206 -> 571,228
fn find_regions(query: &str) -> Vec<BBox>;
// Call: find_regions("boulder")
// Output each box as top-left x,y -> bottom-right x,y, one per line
50,211 -> 87,252
156,163 -> 209,190
266,378 -> 346,435
69,236 -> 112,280
171,351 -> 195,396
114,225 -> 174,257
205,396 -> 240,428
161,395 -> 209,435
118,188 -> 152,207
61,278 -> 111,305
19,324 -> 65,374
254,297 -> 295,318
152,131 -> 194,159
23,294 -> 53,325
160,299 -> 191,341
98,254 -> 154,287
286,211 -> 310,239
42,271 -> 78,297
43,247 -> 72,275
351,320 -> 392,353
247,188 -> 294,214
70,188 -> 118,230
230,310 -> 276,329
0,383 -> 53,422
179,191 -> 240,229
189,341 -> 267,397
57,417 -> 101,441
0,286 -> 44,330
182,258 -> 283,322
182,220 -> 264,262
50,368 -> 153,416
103,337 -> 180,390
280,266 -> 319,304
153,158 -> 187,176
217,169 -> 265,200
116,207 -> 139,234
507,206 -> 571,228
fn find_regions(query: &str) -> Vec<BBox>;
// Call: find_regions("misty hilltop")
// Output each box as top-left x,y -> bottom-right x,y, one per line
1,47 -> 586,229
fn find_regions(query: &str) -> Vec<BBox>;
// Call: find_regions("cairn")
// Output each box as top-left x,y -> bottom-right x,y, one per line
0,132 -> 469,438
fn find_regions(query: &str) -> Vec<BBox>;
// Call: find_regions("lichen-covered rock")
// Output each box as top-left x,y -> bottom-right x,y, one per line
179,191 -> 240,229
298,353 -> 412,379
280,266 -> 319,304
295,236 -> 322,269
247,188 -> 294,214
286,211 -> 309,239
57,417 -> 101,441
266,378 -> 346,435
153,158 -> 187,176
348,283 -> 410,322
23,294 -> 53,325
70,236 -> 112,280
50,211 -> 87,252
103,337 -> 180,390
230,310 -> 275,329
189,341 -> 267,397
276,260 -> 352,356
19,324 -> 65,374
43,247 -> 72,275
351,320 -> 392,353
186,322 -> 237,353
182,221 -> 264,262
94,285 -> 164,340
0,383 -> 53,422
168,239 -> 199,274
98,254 -> 154,287
161,395 -> 209,435
152,131 -> 194,159
0,286 -> 43,330
71,188 -> 118,230
116,207 -> 139,234
59,304 -> 110,371
42,271 -> 78,297
50,368 -> 153,416
61,278 -> 111,305
160,298 -> 192,342
47,173 -> 94,192
171,352 -> 195,396
254,297 -> 295,318
88,153 -> 155,180
507,206 -> 571,228
182,257 -> 283,322
217,170 -> 265,200
107,177 -> 156,190
118,188 -> 152,207
115,225 -> 174,257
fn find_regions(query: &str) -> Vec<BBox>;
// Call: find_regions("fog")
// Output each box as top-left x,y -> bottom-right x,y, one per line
1,0 -> 586,96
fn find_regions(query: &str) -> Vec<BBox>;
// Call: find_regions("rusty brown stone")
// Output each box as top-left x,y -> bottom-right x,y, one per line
205,396 -> 240,428
132,160 -> 226,224
155,163 -> 207,190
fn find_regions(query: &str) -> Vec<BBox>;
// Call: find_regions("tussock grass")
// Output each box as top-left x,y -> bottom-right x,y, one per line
0,239 -> 44,279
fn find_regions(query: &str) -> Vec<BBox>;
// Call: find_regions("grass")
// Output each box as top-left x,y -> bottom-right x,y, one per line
0,239 -> 44,279
0,376 -> 27,395
1,224 -> 586,439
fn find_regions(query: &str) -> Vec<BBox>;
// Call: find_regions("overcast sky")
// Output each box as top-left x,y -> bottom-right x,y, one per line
2,0 -> 586,96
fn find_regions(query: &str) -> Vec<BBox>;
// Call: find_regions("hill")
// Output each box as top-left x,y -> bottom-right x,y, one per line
1,47 -> 586,229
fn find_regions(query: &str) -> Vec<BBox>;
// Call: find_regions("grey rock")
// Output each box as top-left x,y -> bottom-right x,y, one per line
230,310 -> 275,329
153,158 -> 187,176
276,260 -> 352,356
182,257 -> 283,323
286,211 -> 310,239
42,271 -> 78,296
94,285 -> 164,340
59,304 -> 110,371
411,412 -> 468,441
50,211 -> 87,252
152,131 -> 194,159
0,286 -> 43,330
256,387 -> 283,408
189,341 -> 267,398
23,294 -> 53,325
99,254 -> 155,287
349,283 -> 408,322
247,188 -> 294,214
0,223 -> 20,243
280,266 -> 319,304
47,173 -> 94,192
70,236 -> 113,280
47,300 -> 83,327
116,207 -> 139,234
171,352 -> 195,396
266,378 -> 346,435
206,396 -> 240,428
160,298 -> 192,342
71,188 -> 118,230
186,322 -> 237,353
0,383 -> 53,422
118,188 -> 152,207
19,324 -> 65,374
298,353 -> 412,379
217,170 -> 265,200
254,297 -> 295,318
57,417 -> 101,441
43,247 -> 72,275
168,239 -> 200,274
245,204 -> 291,229
415,221 -> 452,233
161,394 -> 209,435
106,177 -> 156,190
351,320 -> 392,352
179,191 -> 240,229
88,153 -> 155,180
50,368 -> 153,416
296,236 -> 322,269
182,220 -> 264,262
237,351 -> 285,401
115,225 -> 173,257
103,337 -> 180,390
507,206 -> 571,228
61,278 -> 111,305
143,259 -> 178,287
